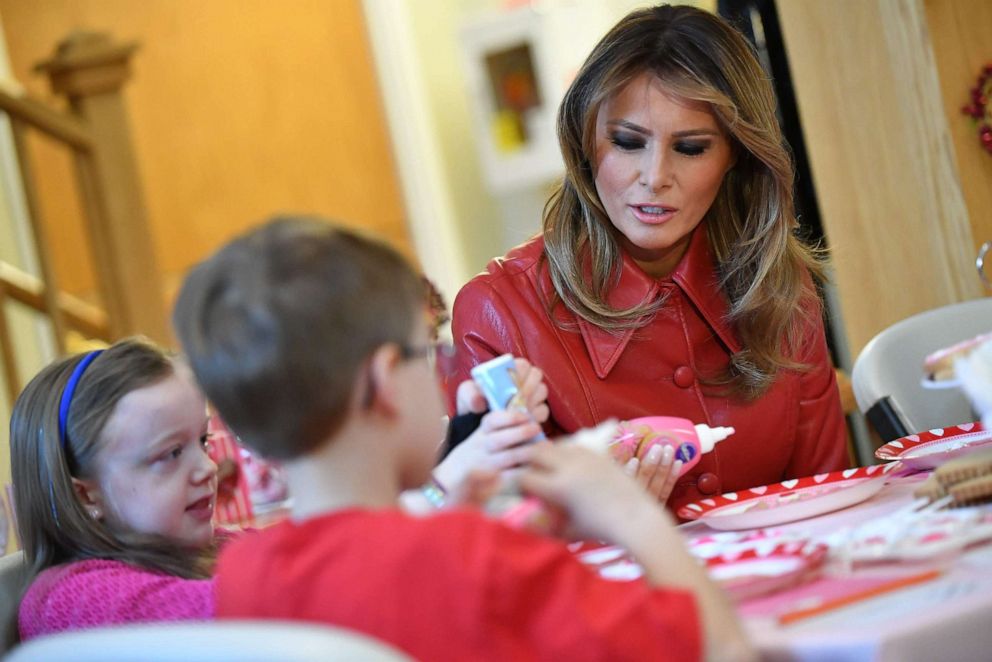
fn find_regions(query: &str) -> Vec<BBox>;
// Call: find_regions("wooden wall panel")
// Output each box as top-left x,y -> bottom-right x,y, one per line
925,0 -> 992,255
778,0 -> 983,357
0,0 -> 409,306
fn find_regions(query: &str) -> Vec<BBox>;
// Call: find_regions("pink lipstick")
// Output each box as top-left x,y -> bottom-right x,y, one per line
629,204 -> 676,225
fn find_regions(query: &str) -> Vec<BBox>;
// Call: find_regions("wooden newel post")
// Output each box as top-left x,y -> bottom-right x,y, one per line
35,32 -> 170,343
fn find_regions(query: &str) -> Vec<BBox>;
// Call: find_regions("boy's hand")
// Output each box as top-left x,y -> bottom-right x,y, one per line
517,443 -> 667,544
519,443 -> 757,662
455,359 -> 550,424
434,409 -> 547,503
447,469 -> 501,509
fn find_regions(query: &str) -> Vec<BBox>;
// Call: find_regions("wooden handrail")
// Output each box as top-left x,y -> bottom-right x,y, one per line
0,32 -> 164,405
0,83 -> 99,404
0,261 -> 110,341
39,32 -> 169,342
0,84 -> 92,151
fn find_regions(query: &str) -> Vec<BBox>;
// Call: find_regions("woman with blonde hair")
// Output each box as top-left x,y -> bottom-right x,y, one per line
450,4 -> 847,511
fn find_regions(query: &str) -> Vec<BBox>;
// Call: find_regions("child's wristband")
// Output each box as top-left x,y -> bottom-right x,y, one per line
421,475 -> 447,509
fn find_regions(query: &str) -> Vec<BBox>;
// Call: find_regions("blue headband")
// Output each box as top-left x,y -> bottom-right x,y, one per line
58,350 -> 104,450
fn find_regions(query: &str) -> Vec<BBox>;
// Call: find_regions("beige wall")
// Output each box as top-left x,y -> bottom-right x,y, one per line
406,0 -> 506,276
925,0 -> 992,252
0,0 -> 410,309
779,0 -> 985,357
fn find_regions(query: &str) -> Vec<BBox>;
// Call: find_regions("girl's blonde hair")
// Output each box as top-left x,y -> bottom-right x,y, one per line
9,337 -> 216,584
543,4 -> 825,397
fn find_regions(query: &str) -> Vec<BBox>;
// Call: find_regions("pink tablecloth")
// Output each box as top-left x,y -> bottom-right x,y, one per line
680,474 -> 992,662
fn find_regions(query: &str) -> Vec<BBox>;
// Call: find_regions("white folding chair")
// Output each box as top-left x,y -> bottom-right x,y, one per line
852,298 -> 992,441
5,621 -> 413,662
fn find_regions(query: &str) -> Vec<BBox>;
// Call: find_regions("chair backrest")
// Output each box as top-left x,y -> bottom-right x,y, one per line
0,551 -> 28,655
5,621 -> 413,662
852,298 -> 992,441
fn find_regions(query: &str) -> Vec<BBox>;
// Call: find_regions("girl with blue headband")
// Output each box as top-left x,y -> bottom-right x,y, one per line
8,338 -> 222,641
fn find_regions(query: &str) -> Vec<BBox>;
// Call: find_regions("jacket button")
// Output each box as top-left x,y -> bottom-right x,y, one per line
673,366 -> 694,388
697,473 -> 721,495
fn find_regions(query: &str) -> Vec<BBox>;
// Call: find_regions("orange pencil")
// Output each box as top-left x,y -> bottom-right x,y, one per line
778,569 -> 942,626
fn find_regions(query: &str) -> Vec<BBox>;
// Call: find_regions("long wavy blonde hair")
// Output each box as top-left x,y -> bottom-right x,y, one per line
543,4 -> 825,398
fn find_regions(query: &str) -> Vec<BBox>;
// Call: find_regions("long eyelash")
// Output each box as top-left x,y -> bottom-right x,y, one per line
675,142 -> 709,156
609,133 -> 645,151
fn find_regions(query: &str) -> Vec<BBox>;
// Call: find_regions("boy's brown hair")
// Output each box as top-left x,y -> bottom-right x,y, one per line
173,216 -> 426,460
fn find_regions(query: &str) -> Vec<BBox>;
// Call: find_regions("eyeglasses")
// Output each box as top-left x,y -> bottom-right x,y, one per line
399,341 -> 458,379
399,343 -> 432,362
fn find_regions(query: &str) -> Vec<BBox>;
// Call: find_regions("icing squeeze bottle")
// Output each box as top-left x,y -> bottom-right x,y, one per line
470,353 -> 546,442
611,416 -> 734,476
496,416 -> 733,535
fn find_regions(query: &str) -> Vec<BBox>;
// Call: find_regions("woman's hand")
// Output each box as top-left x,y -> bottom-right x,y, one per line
623,444 -> 682,505
455,358 -> 550,424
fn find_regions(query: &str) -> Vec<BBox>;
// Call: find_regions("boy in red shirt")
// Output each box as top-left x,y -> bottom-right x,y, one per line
173,217 -> 753,661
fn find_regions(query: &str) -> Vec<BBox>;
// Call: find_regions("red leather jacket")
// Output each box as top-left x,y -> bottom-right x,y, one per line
450,228 -> 848,513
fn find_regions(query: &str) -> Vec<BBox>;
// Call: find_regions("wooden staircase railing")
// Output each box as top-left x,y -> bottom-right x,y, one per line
0,262 -> 111,404
0,32 -> 167,405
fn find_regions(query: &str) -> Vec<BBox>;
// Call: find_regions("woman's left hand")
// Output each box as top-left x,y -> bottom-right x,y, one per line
455,358 -> 550,424
623,444 -> 682,504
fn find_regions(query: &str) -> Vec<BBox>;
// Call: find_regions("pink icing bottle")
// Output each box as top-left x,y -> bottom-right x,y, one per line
612,416 -> 734,476
497,419 -> 733,535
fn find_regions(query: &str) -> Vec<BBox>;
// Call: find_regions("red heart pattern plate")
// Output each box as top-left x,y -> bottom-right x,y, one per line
677,463 -> 900,530
874,423 -> 990,470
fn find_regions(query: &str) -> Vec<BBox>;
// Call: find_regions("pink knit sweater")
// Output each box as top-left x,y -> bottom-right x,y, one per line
18,559 -> 215,641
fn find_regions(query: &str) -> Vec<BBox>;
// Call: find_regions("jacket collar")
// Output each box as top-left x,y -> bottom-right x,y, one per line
577,226 -> 742,379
